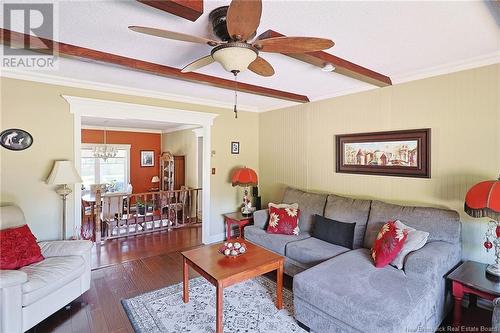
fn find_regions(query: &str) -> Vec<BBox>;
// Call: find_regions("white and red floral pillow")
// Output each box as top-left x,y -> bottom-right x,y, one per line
390,220 -> 429,269
266,203 -> 301,235
371,220 -> 408,268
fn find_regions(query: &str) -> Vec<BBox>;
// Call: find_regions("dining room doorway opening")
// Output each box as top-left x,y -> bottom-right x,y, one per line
63,95 -> 217,245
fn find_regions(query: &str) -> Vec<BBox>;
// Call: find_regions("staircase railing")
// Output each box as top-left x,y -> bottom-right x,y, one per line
89,188 -> 202,243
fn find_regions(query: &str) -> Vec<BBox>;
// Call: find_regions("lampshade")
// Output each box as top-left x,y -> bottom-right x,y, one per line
151,176 -> 160,183
46,161 -> 82,185
465,177 -> 500,220
231,167 -> 258,187
211,43 -> 258,73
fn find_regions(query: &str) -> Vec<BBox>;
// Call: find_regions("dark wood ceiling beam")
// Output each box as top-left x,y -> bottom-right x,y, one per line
0,29 -> 309,103
257,30 -> 392,87
137,0 -> 203,22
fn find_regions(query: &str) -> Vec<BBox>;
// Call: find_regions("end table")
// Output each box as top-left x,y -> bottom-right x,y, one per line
447,260 -> 500,326
223,212 -> 253,240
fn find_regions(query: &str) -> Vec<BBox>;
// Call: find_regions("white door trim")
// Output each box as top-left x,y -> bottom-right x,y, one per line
62,95 -> 218,244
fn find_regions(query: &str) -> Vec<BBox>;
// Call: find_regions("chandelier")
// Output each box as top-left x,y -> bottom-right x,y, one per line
93,130 -> 117,161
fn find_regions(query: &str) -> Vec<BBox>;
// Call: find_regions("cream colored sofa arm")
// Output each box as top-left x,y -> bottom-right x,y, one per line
1,270 -> 26,333
0,270 -> 27,288
38,240 -> 93,258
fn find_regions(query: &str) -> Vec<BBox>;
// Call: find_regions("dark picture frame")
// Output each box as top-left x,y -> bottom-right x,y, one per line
335,128 -> 431,178
140,150 -> 155,167
0,128 -> 33,151
231,141 -> 240,154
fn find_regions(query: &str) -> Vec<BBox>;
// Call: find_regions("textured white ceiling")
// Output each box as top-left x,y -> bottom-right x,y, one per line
3,0 -> 499,111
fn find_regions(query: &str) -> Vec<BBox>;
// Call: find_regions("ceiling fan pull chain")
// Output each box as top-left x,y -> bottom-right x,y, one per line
233,70 -> 239,119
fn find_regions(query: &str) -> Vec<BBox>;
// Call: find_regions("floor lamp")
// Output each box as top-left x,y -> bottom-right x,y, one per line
47,160 -> 82,240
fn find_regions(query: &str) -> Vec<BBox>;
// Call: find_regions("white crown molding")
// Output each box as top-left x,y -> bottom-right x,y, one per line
297,85 -> 376,109
261,52 -> 500,113
391,51 -> 500,84
62,95 -> 219,126
3,52 -> 498,115
259,101 -> 301,113
0,69 -> 260,113
161,124 -> 200,134
81,125 -> 163,134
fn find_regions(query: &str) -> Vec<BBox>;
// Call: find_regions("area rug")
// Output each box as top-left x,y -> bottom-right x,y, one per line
121,276 -> 306,333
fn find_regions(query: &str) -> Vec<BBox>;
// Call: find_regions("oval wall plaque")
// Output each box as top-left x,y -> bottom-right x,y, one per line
0,128 -> 33,151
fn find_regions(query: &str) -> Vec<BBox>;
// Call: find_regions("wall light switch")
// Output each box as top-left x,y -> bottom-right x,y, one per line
212,168 -> 216,175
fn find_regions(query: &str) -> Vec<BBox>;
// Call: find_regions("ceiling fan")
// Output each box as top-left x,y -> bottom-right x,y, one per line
129,0 -> 335,77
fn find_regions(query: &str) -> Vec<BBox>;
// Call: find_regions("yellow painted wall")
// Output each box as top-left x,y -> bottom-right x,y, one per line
162,129 -> 199,188
161,125 -> 261,237
0,77 -> 259,241
259,64 -> 500,263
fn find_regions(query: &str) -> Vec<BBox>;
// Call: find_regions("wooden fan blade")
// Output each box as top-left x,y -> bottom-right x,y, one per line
226,0 -> 262,41
254,37 -> 334,53
248,56 -> 275,77
181,55 -> 214,73
129,26 -> 220,46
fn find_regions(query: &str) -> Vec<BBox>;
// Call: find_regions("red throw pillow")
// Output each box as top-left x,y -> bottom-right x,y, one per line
371,221 -> 408,268
0,225 -> 44,270
266,203 -> 301,235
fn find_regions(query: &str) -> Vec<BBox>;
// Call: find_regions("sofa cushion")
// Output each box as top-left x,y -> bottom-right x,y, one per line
286,237 -> 350,266
364,200 -> 461,249
252,209 -> 269,229
244,225 -> 310,255
282,187 -> 327,233
324,194 -> 372,249
294,248 -> 433,333
404,241 -> 462,282
20,256 -> 85,306
311,215 -> 356,249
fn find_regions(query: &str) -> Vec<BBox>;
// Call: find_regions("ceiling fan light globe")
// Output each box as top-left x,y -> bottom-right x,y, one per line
211,43 -> 258,73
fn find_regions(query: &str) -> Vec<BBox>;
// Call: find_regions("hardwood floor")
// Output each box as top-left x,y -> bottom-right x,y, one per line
91,225 -> 202,269
31,227 -> 203,333
30,226 -> 490,333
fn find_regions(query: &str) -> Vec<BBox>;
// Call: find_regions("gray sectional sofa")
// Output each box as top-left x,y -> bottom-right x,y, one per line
244,187 -> 462,333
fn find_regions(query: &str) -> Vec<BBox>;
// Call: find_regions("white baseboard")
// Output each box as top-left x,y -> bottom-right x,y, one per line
204,232 -> 226,244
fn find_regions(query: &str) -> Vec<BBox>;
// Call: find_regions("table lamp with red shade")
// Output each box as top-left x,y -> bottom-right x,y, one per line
465,175 -> 500,277
231,167 -> 258,216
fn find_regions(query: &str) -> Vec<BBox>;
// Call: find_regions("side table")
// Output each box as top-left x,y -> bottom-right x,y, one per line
447,260 -> 500,326
223,212 -> 253,240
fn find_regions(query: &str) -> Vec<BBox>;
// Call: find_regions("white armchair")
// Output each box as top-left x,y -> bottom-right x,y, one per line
0,205 -> 92,332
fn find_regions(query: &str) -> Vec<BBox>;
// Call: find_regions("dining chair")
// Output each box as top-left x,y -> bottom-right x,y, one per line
178,186 -> 191,224
101,194 -> 124,238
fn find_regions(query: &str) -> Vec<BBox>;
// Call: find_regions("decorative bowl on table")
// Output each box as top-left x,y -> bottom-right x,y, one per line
219,241 -> 247,257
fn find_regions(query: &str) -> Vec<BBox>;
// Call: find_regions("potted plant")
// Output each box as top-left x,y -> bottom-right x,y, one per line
136,198 -> 153,215
137,198 -> 146,215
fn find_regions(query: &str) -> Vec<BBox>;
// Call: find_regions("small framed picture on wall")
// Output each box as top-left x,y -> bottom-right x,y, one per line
231,141 -> 240,154
141,150 -> 154,167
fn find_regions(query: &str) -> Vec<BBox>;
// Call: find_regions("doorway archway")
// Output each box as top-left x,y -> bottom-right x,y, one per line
63,95 -> 218,244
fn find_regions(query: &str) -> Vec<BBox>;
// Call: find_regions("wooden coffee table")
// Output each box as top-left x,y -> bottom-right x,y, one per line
181,240 -> 284,333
